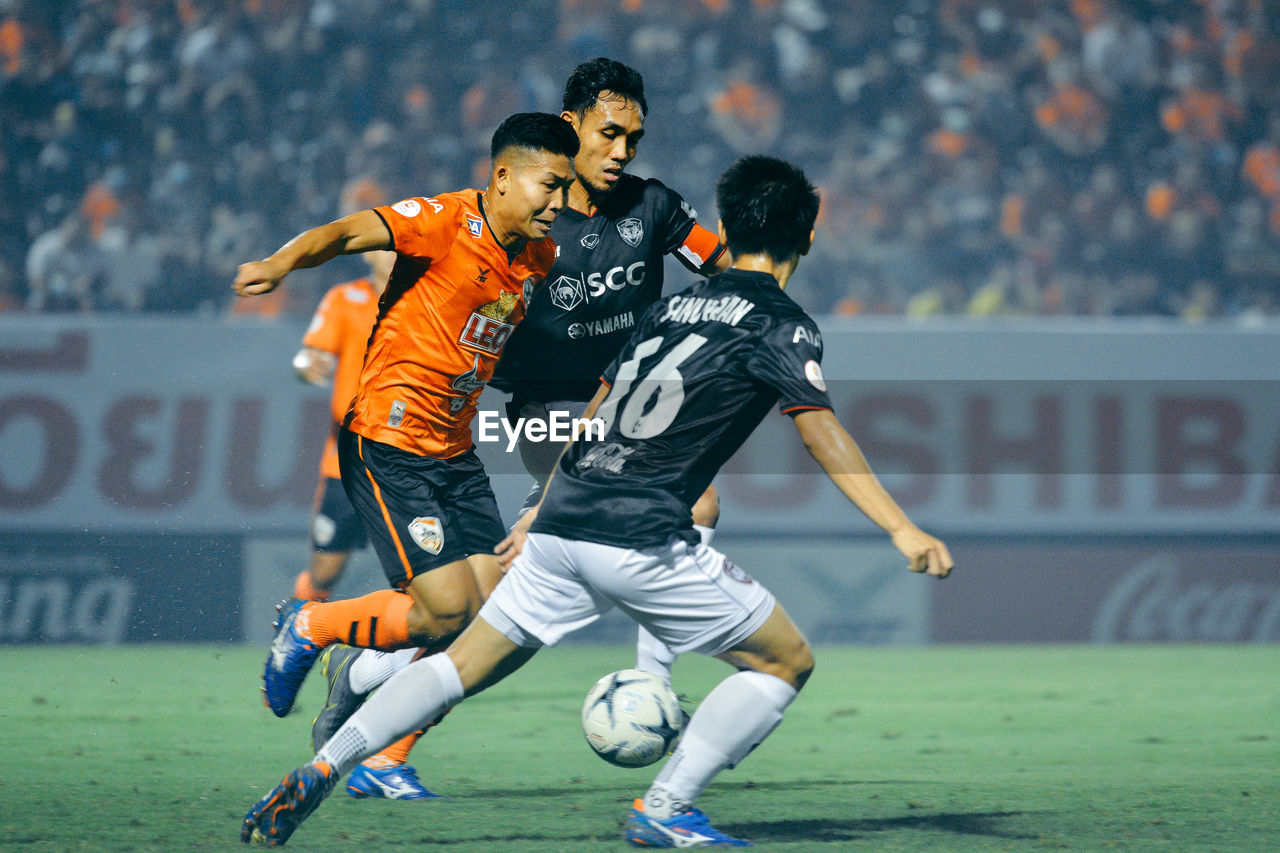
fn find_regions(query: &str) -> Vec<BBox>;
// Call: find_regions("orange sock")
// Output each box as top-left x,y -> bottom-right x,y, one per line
303,589 -> 412,649
362,731 -> 422,769
292,571 -> 332,602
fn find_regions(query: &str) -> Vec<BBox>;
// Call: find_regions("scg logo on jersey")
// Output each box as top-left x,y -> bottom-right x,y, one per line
587,261 -> 645,298
549,275 -> 586,311
459,312 -> 513,354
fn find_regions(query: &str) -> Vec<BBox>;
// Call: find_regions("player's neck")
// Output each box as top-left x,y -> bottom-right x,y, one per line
730,254 -> 798,290
570,178 -> 611,216
478,193 -> 528,256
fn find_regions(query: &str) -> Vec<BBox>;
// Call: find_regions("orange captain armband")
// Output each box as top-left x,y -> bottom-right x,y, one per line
675,222 -> 725,271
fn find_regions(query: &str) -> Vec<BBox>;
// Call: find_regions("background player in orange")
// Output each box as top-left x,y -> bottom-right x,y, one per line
290,249 -> 394,603
232,113 -> 579,729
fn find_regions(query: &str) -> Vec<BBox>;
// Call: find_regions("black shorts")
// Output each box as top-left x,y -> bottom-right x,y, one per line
311,476 -> 369,554
338,427 -> 506,588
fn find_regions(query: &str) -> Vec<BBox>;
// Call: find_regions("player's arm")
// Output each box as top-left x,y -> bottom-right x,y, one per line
671,221 -> 729,276
233,209 -> 392,296
495,382 -> 610,567
792,408 -> 953,578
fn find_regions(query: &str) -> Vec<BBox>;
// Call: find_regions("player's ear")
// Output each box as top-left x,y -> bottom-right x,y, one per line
716,220 -> 728,245
491,161 -> 510,196
800,228 -> 815,257
561,110 -> 581,133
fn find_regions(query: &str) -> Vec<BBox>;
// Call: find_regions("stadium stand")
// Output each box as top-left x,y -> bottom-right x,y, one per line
2,0 -> 1278,319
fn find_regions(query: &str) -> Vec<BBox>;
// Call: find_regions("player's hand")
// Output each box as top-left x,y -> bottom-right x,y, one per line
233,259 -> 288,296
494,510 -> 537,570
891,525 -> 953,578
293,348 -> 337,385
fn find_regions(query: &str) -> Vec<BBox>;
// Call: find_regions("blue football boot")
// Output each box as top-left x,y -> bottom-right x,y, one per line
624,799 -> 751,848
263,599 -> 323,718
346,763 -> 441,801
240,761 -> 336,847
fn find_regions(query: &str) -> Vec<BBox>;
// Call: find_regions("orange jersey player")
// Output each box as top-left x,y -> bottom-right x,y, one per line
344,189 -> 552,459
232,112 -> 579,766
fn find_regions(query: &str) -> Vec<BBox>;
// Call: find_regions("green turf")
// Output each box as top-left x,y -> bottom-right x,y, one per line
0,645 -> 1275,852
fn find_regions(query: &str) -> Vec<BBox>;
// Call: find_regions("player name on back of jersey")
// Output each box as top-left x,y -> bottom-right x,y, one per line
660,293 -> 755,326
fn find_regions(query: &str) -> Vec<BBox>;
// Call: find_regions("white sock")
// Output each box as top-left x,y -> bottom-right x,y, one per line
644,671 -> 796,818
315,653 -> 464,776
635,626 -> 678,684
693,524 -> 715,546
349,647 -> 419,695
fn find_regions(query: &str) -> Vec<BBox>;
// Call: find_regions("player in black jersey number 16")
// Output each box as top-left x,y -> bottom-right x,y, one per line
241,156 -> 952,848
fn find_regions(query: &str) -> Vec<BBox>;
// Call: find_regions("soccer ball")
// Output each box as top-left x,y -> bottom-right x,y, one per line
581,669 -> 684,768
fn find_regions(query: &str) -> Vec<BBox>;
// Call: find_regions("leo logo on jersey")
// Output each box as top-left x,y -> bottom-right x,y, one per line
460,291 -> 519,354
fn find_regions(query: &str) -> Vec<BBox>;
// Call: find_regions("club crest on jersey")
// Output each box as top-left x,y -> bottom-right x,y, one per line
548,275 -> 585,311
407,516 -> 444,555
804,359 -> 827,392
392,199 -> 422,217
460,291 -> 519,354
580,233 -> 600,249
466,214 -> 484,238
617,218 -> 644,247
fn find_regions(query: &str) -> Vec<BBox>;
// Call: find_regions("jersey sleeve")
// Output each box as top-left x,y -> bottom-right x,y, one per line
372,197 -> 459,262
301,285 -> 346,353
655,183 -> 725,272
747,315 -> 833,415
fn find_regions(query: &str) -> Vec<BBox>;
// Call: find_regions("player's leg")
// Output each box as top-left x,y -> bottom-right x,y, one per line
244,621 -> 532,847
635,486 -> 720,683
571,537 -> 799,847
262,433 -> 497,717
631,606 -> 810,848
243,532 -> 614,845
293,552 -> 349,602
292,476 -> 368,601
321,454 -> 510,793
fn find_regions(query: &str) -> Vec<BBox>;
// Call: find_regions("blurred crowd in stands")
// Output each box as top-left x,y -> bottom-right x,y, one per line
3,0 -> 1279,320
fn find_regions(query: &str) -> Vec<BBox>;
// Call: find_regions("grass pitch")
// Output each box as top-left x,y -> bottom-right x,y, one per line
0,644 -> 1275,852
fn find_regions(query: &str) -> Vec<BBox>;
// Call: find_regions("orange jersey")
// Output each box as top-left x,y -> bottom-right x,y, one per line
346,190 -> 557,458
303,278 -> 381,479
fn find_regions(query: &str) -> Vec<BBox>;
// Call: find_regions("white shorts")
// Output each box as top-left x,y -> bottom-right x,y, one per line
481,532 -> 776,657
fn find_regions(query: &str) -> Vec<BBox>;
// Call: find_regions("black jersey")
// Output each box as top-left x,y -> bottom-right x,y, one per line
531,269 -> 832,549
490,174 -> 723,402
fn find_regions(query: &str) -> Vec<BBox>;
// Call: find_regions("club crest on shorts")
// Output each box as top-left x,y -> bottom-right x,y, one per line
617,218 -> 644,247
408,517 -> 444,555
312,514 -> 336,548
722,557 -> 754,585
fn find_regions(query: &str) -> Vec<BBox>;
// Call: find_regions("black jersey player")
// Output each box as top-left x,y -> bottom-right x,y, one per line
243,156 -> 953,849
491,58 -> 728,521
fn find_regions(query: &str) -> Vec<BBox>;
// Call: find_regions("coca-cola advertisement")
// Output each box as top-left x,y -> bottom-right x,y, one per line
932,541 -> 1280,643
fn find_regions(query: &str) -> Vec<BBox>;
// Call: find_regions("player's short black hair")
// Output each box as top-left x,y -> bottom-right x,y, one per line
562,57 -> 648,118
490,112 -> 580,161
716,156 -> 819,263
